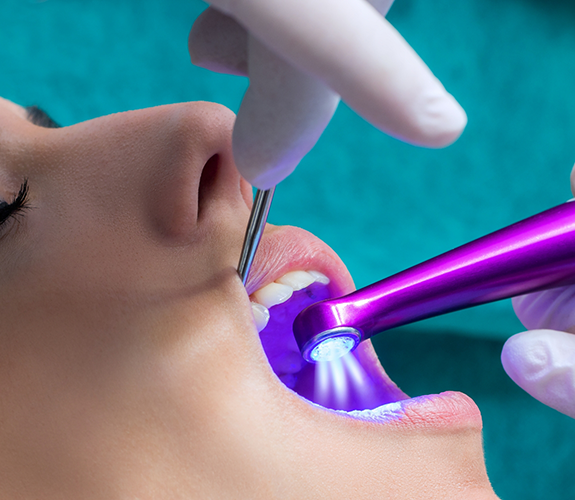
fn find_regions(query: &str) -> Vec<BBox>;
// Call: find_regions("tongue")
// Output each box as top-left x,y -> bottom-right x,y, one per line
259,283 -> 409,412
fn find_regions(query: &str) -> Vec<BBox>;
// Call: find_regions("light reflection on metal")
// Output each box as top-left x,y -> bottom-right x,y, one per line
237,187 -> 275,286
295,201 -> 575,362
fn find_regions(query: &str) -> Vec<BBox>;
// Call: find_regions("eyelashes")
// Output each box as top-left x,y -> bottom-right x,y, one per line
0,180 -> 30,230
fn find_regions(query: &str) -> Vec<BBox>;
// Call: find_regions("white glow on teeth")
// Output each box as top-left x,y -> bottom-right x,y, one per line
276,270 -> 315,291
250,270 -> 330,311
252,282 -> 293,309
344,402 -> 404,423
251,302 -> 270,332
307,270 -> 330,285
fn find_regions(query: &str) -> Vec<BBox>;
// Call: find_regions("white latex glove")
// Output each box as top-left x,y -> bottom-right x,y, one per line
504,293 -> 575,419
502,170 -> 575,419
189,0 -> 467,189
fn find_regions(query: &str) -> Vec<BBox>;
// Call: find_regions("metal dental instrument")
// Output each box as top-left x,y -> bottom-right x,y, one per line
294,201 -> 575,363
238,187 -> 276,285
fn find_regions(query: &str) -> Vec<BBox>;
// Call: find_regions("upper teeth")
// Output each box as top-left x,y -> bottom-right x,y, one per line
276,270 -> 316,291
250,270 -> 330,332
253,282 -> 294,309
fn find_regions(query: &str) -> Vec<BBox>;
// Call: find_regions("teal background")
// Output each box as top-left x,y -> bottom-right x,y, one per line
2,0 -> 574,498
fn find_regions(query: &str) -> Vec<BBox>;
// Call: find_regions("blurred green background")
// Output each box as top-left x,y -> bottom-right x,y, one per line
2,0 -> 574,498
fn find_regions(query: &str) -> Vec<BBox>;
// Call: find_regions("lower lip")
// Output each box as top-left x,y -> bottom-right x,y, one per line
317,391 -> 482,430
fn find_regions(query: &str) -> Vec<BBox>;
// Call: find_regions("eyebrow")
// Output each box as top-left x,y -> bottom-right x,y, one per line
25,106 -> 61,129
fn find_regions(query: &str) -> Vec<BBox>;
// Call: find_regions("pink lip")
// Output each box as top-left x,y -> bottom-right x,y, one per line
246,224 -> 355,296
400,391 -> 483,429
249,224 -> 483,431
336,391 -> 483,430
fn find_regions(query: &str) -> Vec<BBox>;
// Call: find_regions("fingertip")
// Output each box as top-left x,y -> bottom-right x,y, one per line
502,330 -> 575,419
410,88 -> 467,148
188,7 -> 248,76
501,330 -> 550,385
235,156 -> 293,190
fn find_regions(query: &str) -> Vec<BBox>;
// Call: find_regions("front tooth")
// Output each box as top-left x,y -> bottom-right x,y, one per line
251,302 -> 270,332
252,282 -> 294,309
308,270 -> 330,285
276,270 -> 315,291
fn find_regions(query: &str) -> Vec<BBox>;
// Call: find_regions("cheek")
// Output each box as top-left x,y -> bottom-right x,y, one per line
13,193 -> 247,304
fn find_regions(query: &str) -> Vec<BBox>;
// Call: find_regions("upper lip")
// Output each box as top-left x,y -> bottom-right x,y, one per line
245,224 -> 356,296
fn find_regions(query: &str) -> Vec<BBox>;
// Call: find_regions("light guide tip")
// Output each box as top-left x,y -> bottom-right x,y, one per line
310,335 -> 357,363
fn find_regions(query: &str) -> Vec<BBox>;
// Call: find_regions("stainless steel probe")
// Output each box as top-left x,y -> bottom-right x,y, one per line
237,187 -> 275,285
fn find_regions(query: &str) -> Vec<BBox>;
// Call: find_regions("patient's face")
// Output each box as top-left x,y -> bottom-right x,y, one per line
0,97 -> 499,499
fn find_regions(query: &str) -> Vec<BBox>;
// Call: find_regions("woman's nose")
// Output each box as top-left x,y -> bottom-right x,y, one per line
137,102 -> 251,242
45,101 -> 252,246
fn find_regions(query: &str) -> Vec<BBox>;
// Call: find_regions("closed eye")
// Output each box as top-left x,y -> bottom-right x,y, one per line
0,180 -> 30,229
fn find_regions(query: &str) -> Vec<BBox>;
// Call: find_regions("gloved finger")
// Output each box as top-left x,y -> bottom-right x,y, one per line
210,0 -> 466,148
188,7 -> 248,77
188,0 -> 395,78
189,1 -> 395,76
501,329 -> 575,419
512,285 -> 575,333
365,0 -> 395,17
233,36 -> 340,189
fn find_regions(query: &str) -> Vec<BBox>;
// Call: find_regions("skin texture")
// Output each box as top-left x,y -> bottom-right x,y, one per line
0,97 -> 499,499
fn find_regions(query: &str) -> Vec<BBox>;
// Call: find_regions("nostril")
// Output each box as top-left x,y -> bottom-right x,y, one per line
198,154 -> 220,219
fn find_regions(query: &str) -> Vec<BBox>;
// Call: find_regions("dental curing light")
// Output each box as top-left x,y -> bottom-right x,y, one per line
294,201 -> 575,363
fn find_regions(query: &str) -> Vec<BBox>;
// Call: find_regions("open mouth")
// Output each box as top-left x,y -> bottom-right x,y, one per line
245,226 -> 482,428
250,268 -> 410,414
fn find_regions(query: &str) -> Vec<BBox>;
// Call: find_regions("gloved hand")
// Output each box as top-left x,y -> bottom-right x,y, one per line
503,292 -> 575,419
189,0 -> 467,189
502,172 -> 575,419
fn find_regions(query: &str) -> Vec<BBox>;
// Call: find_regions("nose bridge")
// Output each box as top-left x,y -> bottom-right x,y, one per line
33,102 -> 244,245
156,103 -> 229,164
78,101 -> 237,179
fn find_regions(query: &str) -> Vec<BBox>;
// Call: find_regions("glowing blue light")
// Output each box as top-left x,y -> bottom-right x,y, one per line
310,336 -> 356,362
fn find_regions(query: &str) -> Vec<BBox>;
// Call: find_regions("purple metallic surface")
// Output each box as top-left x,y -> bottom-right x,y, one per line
260,282 -> 401,410
294,202 -> 575,357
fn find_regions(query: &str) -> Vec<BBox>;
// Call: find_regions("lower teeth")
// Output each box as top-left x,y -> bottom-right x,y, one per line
251,302 -> 270,332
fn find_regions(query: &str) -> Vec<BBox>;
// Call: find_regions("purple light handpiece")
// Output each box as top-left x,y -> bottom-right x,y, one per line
294,201 -> 575,362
